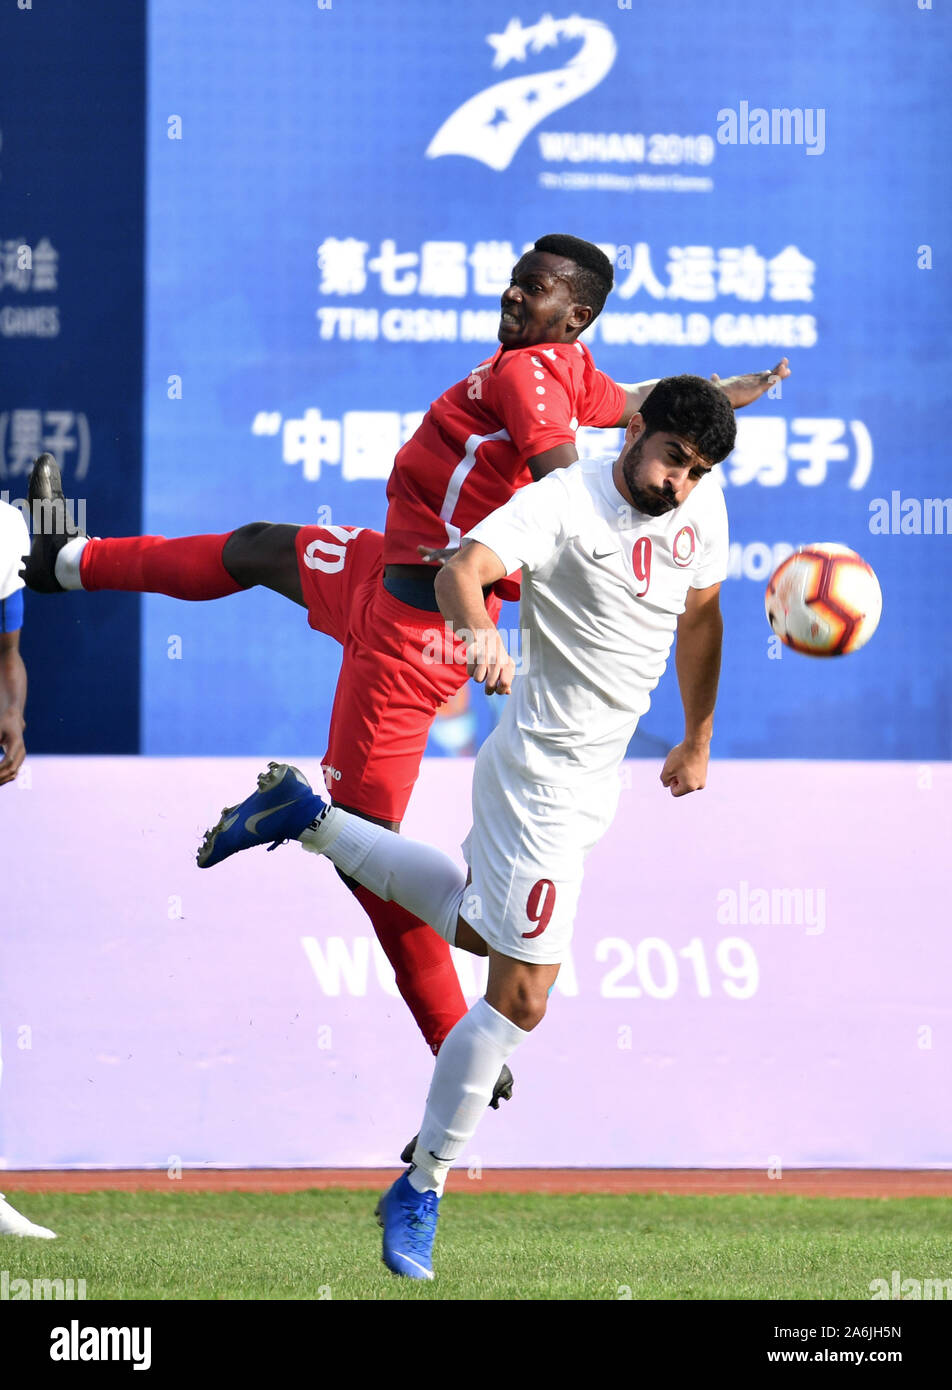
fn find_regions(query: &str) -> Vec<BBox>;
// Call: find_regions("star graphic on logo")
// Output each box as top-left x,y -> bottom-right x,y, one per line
530,14 -> 561,51
487,17 -> 530,69
486,107 -> 510,128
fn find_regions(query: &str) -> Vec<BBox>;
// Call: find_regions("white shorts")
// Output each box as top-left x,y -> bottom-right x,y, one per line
460,734 -> 621,965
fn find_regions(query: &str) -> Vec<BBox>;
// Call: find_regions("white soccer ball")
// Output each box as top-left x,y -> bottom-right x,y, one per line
765,543 -> 883,656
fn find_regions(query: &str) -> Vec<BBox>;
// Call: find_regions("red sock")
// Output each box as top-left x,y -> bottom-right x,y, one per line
350,885 -> 467,1054
79,534 -> 244,600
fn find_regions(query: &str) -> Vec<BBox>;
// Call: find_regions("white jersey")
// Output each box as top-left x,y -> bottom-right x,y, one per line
464,456 -> 729,784
0,500 -> 30,601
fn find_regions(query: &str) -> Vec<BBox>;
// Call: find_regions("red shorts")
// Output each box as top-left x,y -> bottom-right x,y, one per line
295,525 -> 500,822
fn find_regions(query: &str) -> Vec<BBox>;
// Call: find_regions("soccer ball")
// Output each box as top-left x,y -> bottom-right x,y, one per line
765,544 -> 883,656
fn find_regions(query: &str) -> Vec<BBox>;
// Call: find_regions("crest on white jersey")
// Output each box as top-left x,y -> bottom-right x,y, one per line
673,525 -> 697,567
426,15 -> 618,172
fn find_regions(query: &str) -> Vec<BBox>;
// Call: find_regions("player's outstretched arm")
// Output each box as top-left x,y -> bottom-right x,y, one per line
710,357 -> 790,409
0,629 -> 27,785
661,582 -> 723,798
614,359 -> 790,426
434,541 -> 513,695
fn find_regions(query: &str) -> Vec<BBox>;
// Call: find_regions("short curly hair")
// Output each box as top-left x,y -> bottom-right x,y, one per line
533,233 -> 614,324
639,375 -> 737,464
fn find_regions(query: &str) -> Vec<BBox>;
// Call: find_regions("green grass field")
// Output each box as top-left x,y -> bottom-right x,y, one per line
1,1190 -> 948,1301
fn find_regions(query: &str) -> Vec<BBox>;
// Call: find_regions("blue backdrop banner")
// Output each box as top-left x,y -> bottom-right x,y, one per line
134,0 -> 948,761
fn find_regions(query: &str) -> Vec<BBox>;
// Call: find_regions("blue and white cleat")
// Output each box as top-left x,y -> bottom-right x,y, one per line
197,762 -> 326,868
376,1171 -> 440,1280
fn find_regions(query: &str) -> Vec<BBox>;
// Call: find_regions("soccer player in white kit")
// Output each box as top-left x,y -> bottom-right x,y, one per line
198,375 -> 736,1278
0,498 -> 56,1238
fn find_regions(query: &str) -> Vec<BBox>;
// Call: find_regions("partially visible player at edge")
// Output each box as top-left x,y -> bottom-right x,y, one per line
0,498 -> 57,1239
22,233 -> 789,1071
196,374 -> 738,1278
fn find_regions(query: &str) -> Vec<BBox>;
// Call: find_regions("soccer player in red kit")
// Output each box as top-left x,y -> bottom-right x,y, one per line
23,233 -> 788,1065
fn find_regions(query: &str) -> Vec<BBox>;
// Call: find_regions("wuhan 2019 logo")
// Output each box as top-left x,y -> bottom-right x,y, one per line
426,15 -> 617,172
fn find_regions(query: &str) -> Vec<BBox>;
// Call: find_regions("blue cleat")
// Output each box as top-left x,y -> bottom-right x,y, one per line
375,1171 -> 440,1280
197,762 -> 326,868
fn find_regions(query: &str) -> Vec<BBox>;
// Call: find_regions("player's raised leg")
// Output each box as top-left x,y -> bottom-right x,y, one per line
198,767 -> 481,952
197,764 -> 515,1156
20,454 -> 302,605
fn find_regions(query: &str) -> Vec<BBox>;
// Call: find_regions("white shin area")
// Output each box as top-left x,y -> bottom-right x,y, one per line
299,806 -> 466,945
409,998 -> 529,1197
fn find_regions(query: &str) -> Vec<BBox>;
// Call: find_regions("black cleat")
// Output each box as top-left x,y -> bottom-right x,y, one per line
487,1062 -> 515,1110
19,454 -> 85,593
399,1064 -> 514,1165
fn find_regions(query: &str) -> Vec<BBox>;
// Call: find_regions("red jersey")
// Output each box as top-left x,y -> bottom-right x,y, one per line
383,340 -> 626,565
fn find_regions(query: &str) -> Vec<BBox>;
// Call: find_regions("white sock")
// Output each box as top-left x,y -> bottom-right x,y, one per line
300,807 -> 466,945
54,536 -> 89,590
408,998 -> 529,1197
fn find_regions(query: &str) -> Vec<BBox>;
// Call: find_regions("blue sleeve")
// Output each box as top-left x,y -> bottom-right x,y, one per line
0,589 -> 24,633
